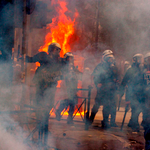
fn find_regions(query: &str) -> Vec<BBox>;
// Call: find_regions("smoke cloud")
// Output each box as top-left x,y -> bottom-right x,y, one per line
62,0 -> 150,61
0,0 -> 148,149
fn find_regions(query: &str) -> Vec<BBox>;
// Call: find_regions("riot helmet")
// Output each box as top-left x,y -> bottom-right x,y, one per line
64,52 -> 74,62
124,61 -> 130,65
63,52 -> 74,72
102,49 -> 114,63
144,52 -> 150,67
132,53 -> 143,66
102,50 -> 113,59
48,42 -> 61,57
124,61 -> 130,70
124,61 -> 131,72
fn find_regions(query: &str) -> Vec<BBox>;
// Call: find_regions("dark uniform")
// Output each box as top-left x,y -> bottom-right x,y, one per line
89,61 -> 119,128
56,56 -> 82,124
142,53 -> 150,150
120,63 -> 144,131
26,52 -> 62,107
26,46 -> 62,144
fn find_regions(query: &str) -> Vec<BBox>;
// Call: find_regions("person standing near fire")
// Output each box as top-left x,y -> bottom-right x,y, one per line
141,52 -> 150,150
26,42 -> 63,145
89,50 -> 120,129
55,52 -> 82,125
120,53 -> 144,132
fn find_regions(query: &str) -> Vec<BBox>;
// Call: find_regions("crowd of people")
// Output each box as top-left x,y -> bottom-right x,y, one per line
26,42 -> 150,149
88,50 -> 150,150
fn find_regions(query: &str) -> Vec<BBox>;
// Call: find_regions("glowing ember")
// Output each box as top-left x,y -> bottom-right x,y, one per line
38,0 -> 78,57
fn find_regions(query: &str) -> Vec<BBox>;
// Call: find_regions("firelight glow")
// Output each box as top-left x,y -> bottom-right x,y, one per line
38,0 -> 78,57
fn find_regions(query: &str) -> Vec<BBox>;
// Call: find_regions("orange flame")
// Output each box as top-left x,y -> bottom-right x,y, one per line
50,109 -> 86,117
38,0 -> 78,57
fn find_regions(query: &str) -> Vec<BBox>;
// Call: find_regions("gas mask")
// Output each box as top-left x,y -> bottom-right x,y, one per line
132,54 -> 143,68
104,55 -> 116,69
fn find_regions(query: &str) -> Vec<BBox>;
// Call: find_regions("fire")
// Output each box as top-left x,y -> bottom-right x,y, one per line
36,0 -> 85,116
38,0 -> 78,57
50,109 -> 86,117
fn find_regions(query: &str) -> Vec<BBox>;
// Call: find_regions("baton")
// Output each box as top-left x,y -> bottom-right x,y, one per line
118,96 -> 122,111
120,104 -> 129,131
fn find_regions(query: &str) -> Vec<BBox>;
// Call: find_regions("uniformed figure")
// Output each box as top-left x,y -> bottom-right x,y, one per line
55,52 -> 82,124
142,52 -> 150,150
26,42 -> 62,145
120,53 -> 144,132
124,61 -> 131,73
89,50 -> 120,129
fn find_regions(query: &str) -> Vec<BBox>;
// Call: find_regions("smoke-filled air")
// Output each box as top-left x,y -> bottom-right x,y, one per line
0,0 -> 150,150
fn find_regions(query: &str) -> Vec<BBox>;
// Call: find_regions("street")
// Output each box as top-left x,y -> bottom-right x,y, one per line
27,106 -> 144,150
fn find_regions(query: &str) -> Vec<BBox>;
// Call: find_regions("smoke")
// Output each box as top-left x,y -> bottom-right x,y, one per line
61,0 -> 150,61
0,2 -> 30,149
0,113 -> 31,150
99,0 -> 150,58
0,64 -> 32,150
0,0 -> 147,149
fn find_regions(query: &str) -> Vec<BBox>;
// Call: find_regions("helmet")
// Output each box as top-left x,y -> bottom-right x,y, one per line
124,61 -> 131,72
102,49 -> 113,57
102,50 -> 113,62
64,52 -> 74,58
144,52 -> 150,66
124,61 -> 130,65
48,42 -> 61,54
132,53 -> 143,64
63,52 -> 74,63
144,52 -> 150,59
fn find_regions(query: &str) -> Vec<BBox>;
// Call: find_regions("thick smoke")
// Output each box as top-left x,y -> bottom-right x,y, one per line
0,2 -> 34,149
62,0 -> 150,61
98,0 -> 150,58
0,0 -> 148,149
0,113 -> 30,150
0,63 -> 35,149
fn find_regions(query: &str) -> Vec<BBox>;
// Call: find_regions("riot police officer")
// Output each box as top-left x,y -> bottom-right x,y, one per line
89,50 -> 119,129
26,42 -> 62,145
124,61 -> 131,73
142,52 -> 150,150
55,52 -> 82,124
120,53 -> 144,132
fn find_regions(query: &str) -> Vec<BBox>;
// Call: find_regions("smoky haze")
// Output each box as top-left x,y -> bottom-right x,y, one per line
99,0 -> 150,58
62,0 -> 150,61
0,0 -> 149,149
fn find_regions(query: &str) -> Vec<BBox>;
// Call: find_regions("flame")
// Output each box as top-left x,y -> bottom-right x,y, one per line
50,109 -> 86,117
57,80 -> 62,88
38,0 -> 78,57
34,1 -> 85,117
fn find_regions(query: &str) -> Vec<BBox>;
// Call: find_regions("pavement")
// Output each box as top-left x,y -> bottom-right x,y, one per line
25,106 -> 145,150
